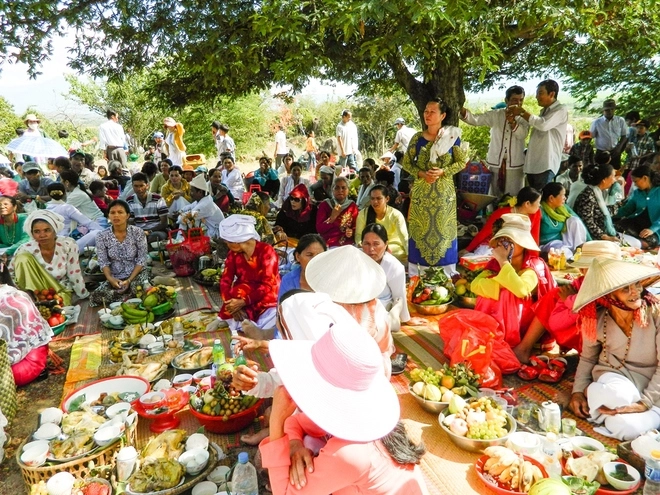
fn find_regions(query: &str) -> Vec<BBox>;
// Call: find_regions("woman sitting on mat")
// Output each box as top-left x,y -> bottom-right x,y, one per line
538,181 -> 589,258
278,234 -> 327,301
259,322 -> 428,494
513,241 -> 621,377
0,195 -> 30,256
46,182 -> 103,252
316,176 -> 359,247
0,284 -> 53,387
471,213 -> 556,348
218,214 -> 281,335
9,210 -> 88,306
89,199 -> 151,307
464,186 -> 541,255
569,258 -> 660,440
274,183 -> 317,240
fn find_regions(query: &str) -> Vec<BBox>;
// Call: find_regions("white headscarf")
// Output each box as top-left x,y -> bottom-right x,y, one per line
218,214 -> 260,243
24,210 -> 65,239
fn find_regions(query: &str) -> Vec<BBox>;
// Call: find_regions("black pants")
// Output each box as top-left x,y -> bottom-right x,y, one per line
616,208 -> 659,248
253,178 -> 280,199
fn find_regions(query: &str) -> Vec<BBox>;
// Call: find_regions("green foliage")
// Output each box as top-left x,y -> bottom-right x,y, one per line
0,97 -> 22,147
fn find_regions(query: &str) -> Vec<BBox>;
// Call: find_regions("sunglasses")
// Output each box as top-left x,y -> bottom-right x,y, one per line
290,197 -> 302,202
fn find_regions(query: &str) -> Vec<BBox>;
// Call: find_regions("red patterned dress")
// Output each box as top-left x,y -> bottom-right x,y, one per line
316,200 -> 359,247
219,241 -> 281,321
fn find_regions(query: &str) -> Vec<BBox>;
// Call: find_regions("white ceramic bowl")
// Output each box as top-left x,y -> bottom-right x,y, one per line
61,376 -> 150,412
506,432 -> 542,456
40,407 -> 63,425
126,298 -> 143,305
105,402 -> 131,420
139,334 -> 157,348
571,436 -> 605,457
603,461 -> 641,490
47,472 -> 76,495
61,306 -> 77,316
99,314 -> 113,324
152,379 -> 172,392
193,369 -> 213,384
109,302 -> 122,310
23,440 -> 49,453
179,448 -> 210,476
191,480 -> 216,495
20,442 -> 49,467
207,465 -> 231,484
33,423 -> 61,441
139,391 -> 166,411
97,308 -> 112,317
94,424 -> 122,447
109,315 -> 124,326
186,433 -> 209,452
147,341 -> 165,354
173,374 -> 193,388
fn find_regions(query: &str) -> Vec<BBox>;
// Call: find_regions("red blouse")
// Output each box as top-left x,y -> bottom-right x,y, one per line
219,241 -> 281,321
316,201 -> 359,247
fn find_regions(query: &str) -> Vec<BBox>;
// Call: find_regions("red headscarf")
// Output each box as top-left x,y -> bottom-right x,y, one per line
283,183 -> 313,223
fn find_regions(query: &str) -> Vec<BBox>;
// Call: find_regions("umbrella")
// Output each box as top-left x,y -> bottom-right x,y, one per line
6,134 -> 68,158
0,154 -> 9,165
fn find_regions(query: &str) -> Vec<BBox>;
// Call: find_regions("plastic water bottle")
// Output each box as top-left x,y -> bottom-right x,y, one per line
172,317 -> 184,347
213,339 -> 225,365
232,451 -> 259,495
644,450 -> 660,494
235,350 -> 247,367
541,433 -> 562,479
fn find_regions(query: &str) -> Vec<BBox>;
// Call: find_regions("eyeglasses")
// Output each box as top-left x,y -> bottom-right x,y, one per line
290,197 -> 302,203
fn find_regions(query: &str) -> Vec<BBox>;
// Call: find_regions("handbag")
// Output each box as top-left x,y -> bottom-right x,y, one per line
0,340 -> 17,424
182,227 -> 211,257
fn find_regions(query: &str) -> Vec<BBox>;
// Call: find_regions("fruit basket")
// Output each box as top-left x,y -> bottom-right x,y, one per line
189,398 -> 264,434
410,299 -> 454,315
408,267 -> 455,315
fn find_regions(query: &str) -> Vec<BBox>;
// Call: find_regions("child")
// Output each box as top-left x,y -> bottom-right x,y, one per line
89,180 -> 111,215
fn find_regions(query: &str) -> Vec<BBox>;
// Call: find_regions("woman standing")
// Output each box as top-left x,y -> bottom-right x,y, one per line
403,99 -> 467,275
613,165 -> 660,249
163,116 -> 186,167
355,185 -> 408,265
569,258 -> 660,440
0,196 -> 29,255
89,200 -> 151,306
278,234 -> 327,300
274,184 -> 317,240
316,177 -> 359,247
539,182 -> 589,257
10,210 -> 88,306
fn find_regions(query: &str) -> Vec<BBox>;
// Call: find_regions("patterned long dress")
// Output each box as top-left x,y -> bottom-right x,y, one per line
403,131 -> 467,266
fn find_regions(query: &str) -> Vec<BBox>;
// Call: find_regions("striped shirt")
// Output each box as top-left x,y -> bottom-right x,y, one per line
126,192 -> 168,231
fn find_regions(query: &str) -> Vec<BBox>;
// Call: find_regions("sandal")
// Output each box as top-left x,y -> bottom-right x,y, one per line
539,357 -> 567,383
517,355 -> 549,381
391,353 -> 408,375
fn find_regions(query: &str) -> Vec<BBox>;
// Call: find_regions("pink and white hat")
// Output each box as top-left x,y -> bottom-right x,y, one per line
269,322 -> 400,442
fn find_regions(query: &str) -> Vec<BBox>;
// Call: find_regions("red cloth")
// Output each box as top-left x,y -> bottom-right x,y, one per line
12,344 -> 47,387
219,241 -> 280,321
316,201 -> 359,247
535,276 -> 584,352
465,206 -> 541,252
283,183 -> 313,223
0,178 -> 18,197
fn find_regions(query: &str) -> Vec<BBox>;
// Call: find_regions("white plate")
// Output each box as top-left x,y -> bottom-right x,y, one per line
61,376 -> 150,412
632,431 -> 660,461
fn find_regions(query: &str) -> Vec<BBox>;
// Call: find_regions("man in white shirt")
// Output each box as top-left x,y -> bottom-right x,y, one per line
178,175 -> 225,238
460,86 -> 529,197
273,125 -> 287,169
508,79 -> 568,191
336,110 -> 359,171
217,124 -> 235,161
590,99 -> 628,169
389,118 -> 416,154
98,109 -> 127,168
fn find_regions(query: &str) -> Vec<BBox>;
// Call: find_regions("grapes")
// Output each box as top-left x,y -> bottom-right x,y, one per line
466,419 -> 508,440
410,367 -> 441,386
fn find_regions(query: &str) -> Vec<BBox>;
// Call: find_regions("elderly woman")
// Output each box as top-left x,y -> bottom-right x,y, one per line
278,234 -> 327,300
261,324 -> 428,494
9,210 -> 88,306
89,200 -> 151,306
274,184 -> 317,240
46,183 -> 103,251
0,196 -> 29,255
569,258 -> 660,440
355,185 -> 408,264
539,182 -> 589,258
253,156 -> 280,198
316,176 -> 359,247
613,165 -> 660,249
160,165 -> 191,212
177,174 -> 224,238
0,284 -> 52,386
472,213 -> 556,348
218,214 -> 281,334
465,187 -> 542,254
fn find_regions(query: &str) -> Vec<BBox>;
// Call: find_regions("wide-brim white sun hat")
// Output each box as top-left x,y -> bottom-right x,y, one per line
490,213 -> 540,252
570,240 -> 622,268
305,245 -> 386,304
573,258 -> 660,312
269,322 -> 399,442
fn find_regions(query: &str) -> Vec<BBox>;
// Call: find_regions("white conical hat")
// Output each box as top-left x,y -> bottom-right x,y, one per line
573,258 -> 660,312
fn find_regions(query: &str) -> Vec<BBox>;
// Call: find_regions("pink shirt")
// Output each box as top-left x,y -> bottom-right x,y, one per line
260,413 -> 429,495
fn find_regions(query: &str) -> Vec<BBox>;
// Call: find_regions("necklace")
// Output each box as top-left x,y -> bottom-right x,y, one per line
602,309 -> 633,370
2,216 -> 16,244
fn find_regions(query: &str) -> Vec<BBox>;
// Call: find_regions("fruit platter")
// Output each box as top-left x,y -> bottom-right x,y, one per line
409,363 -> 480,413
475,446 -> 548,494
192,267 -> 222,287
407,267 -> 455,315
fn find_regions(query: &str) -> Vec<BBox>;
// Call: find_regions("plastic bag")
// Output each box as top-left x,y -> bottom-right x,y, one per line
439,309 -> 521,385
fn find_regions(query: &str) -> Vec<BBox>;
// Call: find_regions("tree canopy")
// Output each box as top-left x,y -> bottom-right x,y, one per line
3,1 -> 660,124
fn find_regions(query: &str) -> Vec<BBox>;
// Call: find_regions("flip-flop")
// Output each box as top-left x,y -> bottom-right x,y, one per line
539,357 -> 568,383
391,353 -> 408,375
517,355 -> 549,381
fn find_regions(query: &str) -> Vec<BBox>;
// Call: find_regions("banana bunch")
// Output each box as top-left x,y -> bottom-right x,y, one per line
121,302 -> 155,324
483,446 -> 543,493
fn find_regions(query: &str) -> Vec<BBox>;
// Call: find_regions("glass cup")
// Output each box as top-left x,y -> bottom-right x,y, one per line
562,418 -> 577,437
517,404 -> 532,425
116,446 -> 138,482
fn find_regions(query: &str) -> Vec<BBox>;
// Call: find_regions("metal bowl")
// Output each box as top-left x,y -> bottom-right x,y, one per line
410,299 -> 454,315
458,296 -> 477,309
438,411 -> 517,453
408,386 -> 448,414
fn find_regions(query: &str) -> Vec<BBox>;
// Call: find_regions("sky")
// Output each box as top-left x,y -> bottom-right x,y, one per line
0,34 -> 540,121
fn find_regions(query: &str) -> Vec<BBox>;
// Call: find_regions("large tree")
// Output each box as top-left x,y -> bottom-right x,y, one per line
2,1 -> 660,125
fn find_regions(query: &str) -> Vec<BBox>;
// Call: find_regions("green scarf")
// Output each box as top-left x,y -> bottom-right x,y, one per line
541,201 -> 572,233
